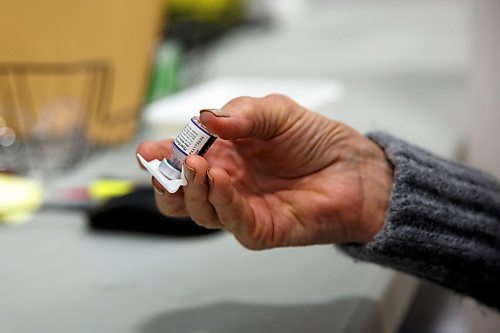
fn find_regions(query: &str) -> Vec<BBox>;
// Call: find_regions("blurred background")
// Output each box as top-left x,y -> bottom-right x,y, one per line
0,0 -> 499,332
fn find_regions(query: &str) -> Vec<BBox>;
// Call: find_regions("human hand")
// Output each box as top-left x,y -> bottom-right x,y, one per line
137,95 -> 393,249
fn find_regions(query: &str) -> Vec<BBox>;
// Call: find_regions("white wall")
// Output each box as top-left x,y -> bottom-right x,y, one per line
469,0 -> 500,179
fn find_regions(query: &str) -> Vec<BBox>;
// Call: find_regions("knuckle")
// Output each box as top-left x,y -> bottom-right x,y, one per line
185,186 -> 208,201
191,215 -> 219,229
225,96 -> 254,112
237,237 -> 266,251
262,94 -> 304,123
203,223 -> 222,230
263,93 -> 294,107
230,95 -> 254,105
156,202 -> 176,216
190,216 -> 207,226
263,93 -> 286,102
208,193 -> 233,210
155,196 -> 185,217
243,242 -> 266,251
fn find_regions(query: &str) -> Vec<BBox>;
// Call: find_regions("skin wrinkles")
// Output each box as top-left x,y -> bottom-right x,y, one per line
278,189 -> 331,246
307,171 -> 360,242
271,190 -> 308,246
285,115 -> 348,174
256,194 -> 281,248
257,138 -> 380,244
253,116 -> 333,177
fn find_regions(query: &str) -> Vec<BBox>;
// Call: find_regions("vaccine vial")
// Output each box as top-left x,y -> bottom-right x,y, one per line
159,116 -> 217,179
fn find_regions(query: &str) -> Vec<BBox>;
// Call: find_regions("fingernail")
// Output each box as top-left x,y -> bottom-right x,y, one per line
151,177 -> 164,196
200,109 -> 231,118
207,169 -> 214,187
184,163 -> 195,183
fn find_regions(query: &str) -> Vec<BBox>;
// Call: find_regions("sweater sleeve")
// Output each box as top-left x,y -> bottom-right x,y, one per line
339,132 -> 500,310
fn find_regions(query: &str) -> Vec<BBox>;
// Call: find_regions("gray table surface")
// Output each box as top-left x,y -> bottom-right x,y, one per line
0,208 -> 416,333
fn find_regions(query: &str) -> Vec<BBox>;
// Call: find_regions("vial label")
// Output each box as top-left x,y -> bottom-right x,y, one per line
173,118 -> 214,156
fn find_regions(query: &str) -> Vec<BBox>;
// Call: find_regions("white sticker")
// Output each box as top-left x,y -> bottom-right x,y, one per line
173,119 -> 211,156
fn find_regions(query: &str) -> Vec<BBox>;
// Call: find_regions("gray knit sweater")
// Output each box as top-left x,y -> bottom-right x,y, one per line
340,132 -> 500,310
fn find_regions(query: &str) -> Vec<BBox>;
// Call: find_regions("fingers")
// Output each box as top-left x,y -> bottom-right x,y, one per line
136,139 -> 173,169
183,155 -> 222,229
207,167 -> 260,249
151,155 -> 257,240
138,140 -> 255,236
152,177 -> 188,217
199,94 -> 306,141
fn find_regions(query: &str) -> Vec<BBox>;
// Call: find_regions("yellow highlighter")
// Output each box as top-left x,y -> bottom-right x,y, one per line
88,179 -> 135,202
0,174 -> 43,224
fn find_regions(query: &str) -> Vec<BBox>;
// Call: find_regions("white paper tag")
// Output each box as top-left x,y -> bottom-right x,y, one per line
137,154 -> 187,193
174,118 -> 212,155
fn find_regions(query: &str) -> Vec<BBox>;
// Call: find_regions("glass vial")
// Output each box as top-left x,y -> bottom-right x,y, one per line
159,116 -> 217,179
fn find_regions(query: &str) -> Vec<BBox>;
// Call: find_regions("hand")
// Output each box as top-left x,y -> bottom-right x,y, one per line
137,95 -> 393,249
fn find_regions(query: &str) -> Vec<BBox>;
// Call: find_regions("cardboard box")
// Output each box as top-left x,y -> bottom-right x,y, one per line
0,0 -> 165,145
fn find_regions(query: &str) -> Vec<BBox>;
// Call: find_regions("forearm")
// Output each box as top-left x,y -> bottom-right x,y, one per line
340,132 -> 500,310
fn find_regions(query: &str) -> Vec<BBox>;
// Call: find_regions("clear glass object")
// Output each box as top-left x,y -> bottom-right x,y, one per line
0,61 -> 111,179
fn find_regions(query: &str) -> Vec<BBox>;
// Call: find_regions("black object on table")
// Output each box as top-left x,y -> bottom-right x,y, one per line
87,187 -> 220,237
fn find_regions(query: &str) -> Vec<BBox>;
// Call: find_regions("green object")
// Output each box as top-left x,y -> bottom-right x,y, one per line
146,41 -> 182,102
168,0 -> 245,23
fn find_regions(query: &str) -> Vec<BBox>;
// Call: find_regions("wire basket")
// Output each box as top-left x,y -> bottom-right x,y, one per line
0,61 -> 116,178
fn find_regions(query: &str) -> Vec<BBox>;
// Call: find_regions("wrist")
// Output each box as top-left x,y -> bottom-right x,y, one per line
357,140 -> 394,243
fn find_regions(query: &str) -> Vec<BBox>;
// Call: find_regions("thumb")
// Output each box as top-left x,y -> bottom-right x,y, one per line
199,94 -> 305,140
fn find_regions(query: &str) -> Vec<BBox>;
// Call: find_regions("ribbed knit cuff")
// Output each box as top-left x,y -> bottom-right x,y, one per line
339,132 -> 500,310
